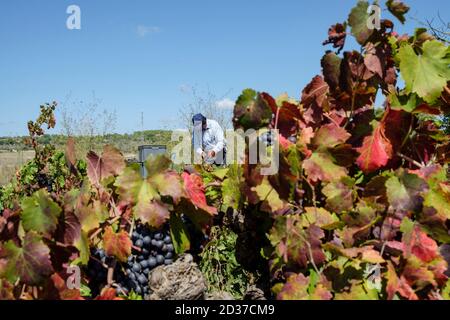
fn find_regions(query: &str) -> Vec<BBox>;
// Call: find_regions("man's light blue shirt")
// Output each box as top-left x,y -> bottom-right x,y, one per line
193,119 -> 226,159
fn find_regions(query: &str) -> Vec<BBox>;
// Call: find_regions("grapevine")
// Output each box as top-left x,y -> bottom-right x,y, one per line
1,0 -> 450,300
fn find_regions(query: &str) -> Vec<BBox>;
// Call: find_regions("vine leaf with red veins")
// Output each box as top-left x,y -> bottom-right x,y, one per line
102,226 -> 132,263
322,177 -> 356,214
301,76 -> 329,125
138,200 -> 171,229
87,145 -> 126,186
115,155 -> 183,228
263,93 -> 303,138
0,231 -> 53,285
303,150 -> 348,183
270,215 -> 326,269
356,121 -> 393,173
312,123 -> 351,148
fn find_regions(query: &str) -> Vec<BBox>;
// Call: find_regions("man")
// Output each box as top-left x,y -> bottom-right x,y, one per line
192,113 -> 226,165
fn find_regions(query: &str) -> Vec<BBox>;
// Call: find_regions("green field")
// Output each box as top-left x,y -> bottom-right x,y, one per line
0,130 -> 174,185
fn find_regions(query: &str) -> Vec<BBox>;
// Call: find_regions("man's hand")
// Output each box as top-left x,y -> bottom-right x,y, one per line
207,150 -> 216,159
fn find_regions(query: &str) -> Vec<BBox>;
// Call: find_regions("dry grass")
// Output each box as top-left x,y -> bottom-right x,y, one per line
0,150 -> 35,185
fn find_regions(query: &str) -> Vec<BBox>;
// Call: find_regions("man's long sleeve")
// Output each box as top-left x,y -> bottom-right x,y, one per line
212,122 -> 225,154
192,126 -> 203,156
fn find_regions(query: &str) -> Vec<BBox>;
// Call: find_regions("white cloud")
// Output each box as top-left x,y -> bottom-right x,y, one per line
179,84 -> 192,93
215,98 -> 235,109
136,25 -> 161,37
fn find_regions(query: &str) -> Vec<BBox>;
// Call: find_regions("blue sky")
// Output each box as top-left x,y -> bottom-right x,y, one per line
0,0 -> 449,136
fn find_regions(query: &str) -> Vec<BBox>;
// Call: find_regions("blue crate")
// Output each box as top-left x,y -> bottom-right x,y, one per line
138,145 -> 167,178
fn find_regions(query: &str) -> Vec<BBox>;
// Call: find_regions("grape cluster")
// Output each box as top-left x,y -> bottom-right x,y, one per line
36,173 -> 53,192
116,223 -> 175,296
86,248 -> 119,296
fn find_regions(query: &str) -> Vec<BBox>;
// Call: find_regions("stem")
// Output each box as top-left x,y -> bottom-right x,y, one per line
107,260 -> 116,285
274,106 -> 281,130
396,152 -> 424,169
323,113 -> 341,127
344,47 -> 365,129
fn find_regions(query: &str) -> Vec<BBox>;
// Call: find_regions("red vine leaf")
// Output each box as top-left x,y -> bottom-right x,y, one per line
386,0 -> 410,24
50,273 -> 84,300
95,287 -> 124,300
301,76 -> 329,110
312,123 -> 351,148
87,145 -> 125,186
181,173 -> 217,216
356,121 -> 393,173
0,231 -> 53,285
102,226 -> 132,263
277,273 -> 309,300
401,220 -> 439,263
0,279 -> 14,300
323,23 -> 347,54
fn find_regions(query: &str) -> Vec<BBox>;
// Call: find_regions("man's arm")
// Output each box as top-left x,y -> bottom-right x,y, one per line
192,126 -> 204,157
211,121 -> 225,155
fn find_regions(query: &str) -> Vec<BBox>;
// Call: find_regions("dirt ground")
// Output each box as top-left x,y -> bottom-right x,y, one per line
0,150 -> 35,185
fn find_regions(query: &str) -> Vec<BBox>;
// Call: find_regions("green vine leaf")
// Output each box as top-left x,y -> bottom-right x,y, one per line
348,0 -> 374,45
398,40 -> 450,104
20,189 -> 62,237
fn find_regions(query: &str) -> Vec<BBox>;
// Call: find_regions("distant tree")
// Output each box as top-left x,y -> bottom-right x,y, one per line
58,92 -> 117,151
178,86 -> 233,134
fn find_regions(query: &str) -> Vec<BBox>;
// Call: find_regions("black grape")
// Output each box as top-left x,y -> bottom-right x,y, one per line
132,263 -> 141,272
137,275 -> 147,285
154,232 -> 163,240
115,222 -> 176,297
143,236 -> 151,245
148,257 -> 157,268
135,239 -> 144,248
163,235 -> 172,244
165,252 -> 173,259
155,240 -> 164,249
156,255 -> 164,265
